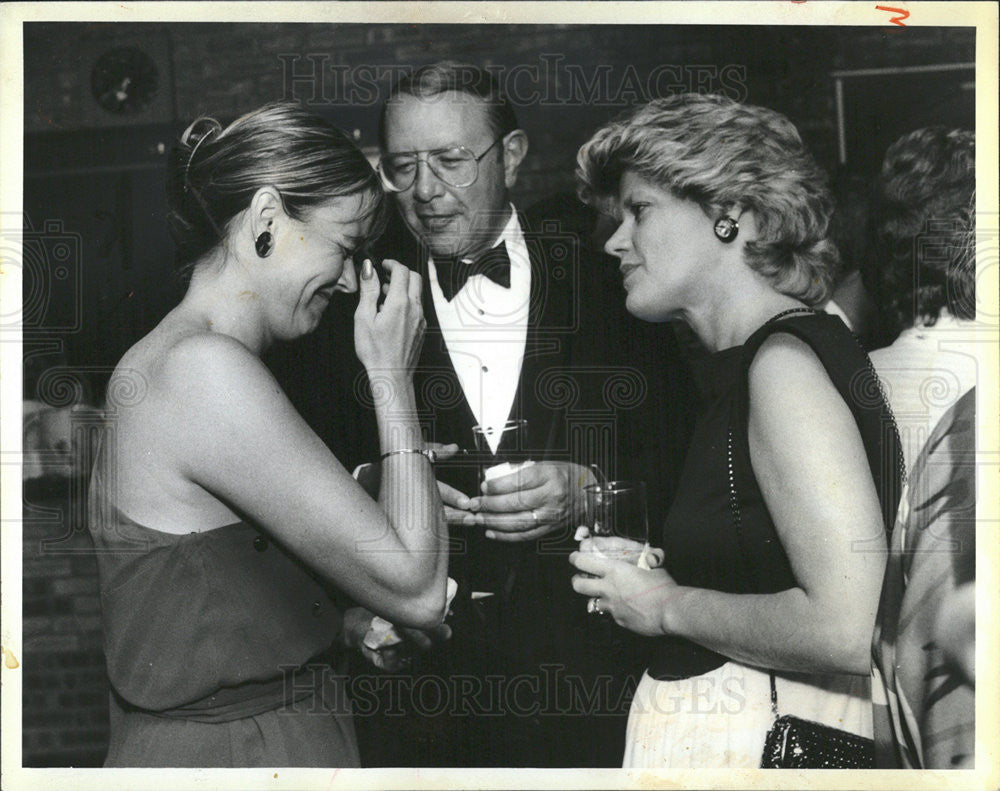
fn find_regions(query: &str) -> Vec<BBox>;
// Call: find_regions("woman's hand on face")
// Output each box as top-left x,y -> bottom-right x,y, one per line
354,258 -> 426,379
569,548 -> 675,636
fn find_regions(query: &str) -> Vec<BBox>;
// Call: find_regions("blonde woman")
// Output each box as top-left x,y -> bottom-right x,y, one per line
570,94 -> 903,768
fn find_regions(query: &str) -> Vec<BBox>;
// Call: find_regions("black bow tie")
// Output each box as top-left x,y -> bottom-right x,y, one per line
434,242 -> 511,302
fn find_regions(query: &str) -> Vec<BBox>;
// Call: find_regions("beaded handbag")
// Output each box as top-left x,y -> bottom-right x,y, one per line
761,714 -> 875,768
759,674 -> 875,768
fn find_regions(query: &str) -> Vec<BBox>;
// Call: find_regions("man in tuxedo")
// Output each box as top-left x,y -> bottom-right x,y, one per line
342,61 -> 697,768
270,61 -> 697,766
374,64 -> 600,542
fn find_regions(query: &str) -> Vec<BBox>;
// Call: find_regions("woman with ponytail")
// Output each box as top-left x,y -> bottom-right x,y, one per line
88,103 -> 450,766
569,94 -> 903,767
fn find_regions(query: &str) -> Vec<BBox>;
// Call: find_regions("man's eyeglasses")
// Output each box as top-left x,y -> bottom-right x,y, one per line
378,137 -> 504,192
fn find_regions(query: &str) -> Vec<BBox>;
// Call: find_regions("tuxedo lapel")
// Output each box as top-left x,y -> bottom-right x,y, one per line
508,213 -> 575,459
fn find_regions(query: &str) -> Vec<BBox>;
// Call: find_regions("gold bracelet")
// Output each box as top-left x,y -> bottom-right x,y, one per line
379,448 -> 437,464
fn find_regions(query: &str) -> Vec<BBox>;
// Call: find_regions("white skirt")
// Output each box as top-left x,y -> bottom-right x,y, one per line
623,661 -> 872,768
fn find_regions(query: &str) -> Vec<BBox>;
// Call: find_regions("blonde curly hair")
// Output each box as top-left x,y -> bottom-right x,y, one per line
576,93 -> 840,305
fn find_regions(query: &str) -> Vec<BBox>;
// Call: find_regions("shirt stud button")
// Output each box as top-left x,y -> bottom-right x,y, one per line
312,601 -> 322,616
253,536 -> 268,552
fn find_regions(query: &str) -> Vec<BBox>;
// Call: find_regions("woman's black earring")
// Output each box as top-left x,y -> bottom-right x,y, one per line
255,230 -> 273,258
713,216 -> 739,243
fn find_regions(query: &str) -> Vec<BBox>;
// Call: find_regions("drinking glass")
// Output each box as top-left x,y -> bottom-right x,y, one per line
583,480 -> 649,544
582,480 -> 651,614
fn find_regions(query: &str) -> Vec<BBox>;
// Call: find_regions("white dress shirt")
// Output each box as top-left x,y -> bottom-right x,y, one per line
869,313 -> 978,475
428,206 -> 530,454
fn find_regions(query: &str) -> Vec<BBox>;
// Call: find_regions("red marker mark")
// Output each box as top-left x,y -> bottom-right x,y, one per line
876,5 -> 909,26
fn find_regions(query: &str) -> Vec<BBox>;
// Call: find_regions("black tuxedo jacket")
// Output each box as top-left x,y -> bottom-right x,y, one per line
381,210 -> 580,455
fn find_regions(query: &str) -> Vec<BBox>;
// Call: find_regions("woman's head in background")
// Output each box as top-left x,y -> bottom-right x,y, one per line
864,127 -> 975,348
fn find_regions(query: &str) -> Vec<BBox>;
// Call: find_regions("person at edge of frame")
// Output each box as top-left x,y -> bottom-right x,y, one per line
267,61 -> 700,768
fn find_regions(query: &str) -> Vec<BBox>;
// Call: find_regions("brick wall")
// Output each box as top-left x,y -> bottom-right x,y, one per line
20,21 -> 975,766
23,479 -> 109,767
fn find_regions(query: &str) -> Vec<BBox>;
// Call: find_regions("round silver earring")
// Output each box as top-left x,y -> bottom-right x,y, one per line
255,230 -> 273,258
714,216 -> 739,243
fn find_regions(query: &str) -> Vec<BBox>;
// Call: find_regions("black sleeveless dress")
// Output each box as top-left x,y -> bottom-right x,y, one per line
649,312 -> 903,681
623,312 -> 903,768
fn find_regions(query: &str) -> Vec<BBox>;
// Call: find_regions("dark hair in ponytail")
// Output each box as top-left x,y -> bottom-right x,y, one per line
167,102 -> 386,279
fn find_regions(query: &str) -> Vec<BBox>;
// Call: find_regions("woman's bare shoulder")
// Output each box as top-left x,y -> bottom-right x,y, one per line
744,331 -> 853,445
747,332 -> 833,400
159,331 -> 261,381
124,324 -> 264,390
107,324 -> 278,441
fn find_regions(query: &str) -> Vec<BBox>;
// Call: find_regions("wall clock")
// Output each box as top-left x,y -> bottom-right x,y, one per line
90,46 -> 159,115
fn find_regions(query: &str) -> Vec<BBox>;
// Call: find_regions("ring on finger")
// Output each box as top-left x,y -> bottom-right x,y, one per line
587,596 -> 605,615
530,509 -> 540,526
